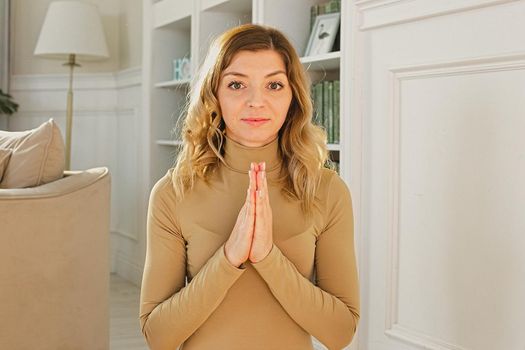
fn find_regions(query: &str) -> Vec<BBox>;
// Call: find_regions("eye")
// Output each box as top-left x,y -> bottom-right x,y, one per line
227,80 -> 244,90
268,81 -> 284,90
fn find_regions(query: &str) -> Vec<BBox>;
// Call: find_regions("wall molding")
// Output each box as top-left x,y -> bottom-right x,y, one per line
10,66 -> 142,91
355,0 -> 520,31
384,51 -> 525,349
112,229 -> 139,242
115,250 -> 144,287
116,66 -> 142,89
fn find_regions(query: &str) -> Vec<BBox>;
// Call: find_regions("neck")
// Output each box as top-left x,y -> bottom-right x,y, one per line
221,133 -> 282,174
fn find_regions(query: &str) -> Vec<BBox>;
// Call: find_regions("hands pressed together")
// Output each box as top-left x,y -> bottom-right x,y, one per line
224,161 -> 273,267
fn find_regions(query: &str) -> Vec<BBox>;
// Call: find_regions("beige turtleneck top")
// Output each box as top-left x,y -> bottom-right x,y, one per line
139,135 -> 360,350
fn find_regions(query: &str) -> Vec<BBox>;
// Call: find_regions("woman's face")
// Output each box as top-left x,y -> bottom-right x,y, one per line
217,49 -> 293,147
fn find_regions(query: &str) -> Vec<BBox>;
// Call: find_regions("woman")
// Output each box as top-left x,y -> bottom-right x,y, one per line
139,23 -> 360,350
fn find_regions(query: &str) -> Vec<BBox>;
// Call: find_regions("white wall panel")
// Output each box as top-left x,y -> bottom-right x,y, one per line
350,0 -> 525,349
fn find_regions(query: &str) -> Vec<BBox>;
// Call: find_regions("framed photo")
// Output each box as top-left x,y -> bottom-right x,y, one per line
304,13 -> 340,57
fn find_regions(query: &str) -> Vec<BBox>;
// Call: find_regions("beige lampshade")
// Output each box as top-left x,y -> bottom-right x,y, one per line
34,1 -> 109,60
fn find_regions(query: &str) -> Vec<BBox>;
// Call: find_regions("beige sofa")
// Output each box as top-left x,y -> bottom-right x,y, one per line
0,167 -> 111,350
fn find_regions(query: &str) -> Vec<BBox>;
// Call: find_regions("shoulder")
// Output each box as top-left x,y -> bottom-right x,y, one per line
317,168 -> 353,213
149,168 -> 178,208
318,168 -> 351,199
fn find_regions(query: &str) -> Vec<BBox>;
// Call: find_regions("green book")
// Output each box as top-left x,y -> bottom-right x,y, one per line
334,161 -> 340,174
323,81 -> 333,144
329,0 -> 341,12
334,80 -> 340,144
318,3 -> 326,15
314,82 -> 324,127
326,0 -> 336,13
328,81 -> 334,143
310,5 -> 318,32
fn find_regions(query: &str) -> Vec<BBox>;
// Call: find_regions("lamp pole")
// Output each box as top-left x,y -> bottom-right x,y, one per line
63,53 -> 79,170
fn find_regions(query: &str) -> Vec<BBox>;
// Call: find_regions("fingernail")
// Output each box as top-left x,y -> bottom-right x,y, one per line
250,162 -> 254,170
263,162 -> 266,171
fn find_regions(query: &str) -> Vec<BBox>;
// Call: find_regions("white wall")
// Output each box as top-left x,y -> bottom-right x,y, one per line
118,0 -> 143,70
10,0 -> 120,74
8,0 -> 144,285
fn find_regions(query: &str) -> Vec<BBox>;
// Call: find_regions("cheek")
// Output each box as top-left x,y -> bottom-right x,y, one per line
274,93 -> 293,118
218,92 -> 242,118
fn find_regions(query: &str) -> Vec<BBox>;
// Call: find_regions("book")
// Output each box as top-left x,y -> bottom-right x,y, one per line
314,82 -> 324,128
334,80 -> 340,144
310,5 -> 318,32
323,81 -> 333,144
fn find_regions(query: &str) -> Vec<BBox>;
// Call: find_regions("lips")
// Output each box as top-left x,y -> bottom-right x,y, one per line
241,117 -> 270,126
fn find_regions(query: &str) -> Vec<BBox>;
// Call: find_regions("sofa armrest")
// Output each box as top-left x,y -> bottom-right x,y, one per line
0,167 -> 109,199
0,166 -> 111,350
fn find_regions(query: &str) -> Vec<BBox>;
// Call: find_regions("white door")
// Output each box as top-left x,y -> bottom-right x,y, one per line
348,1 -> 525,349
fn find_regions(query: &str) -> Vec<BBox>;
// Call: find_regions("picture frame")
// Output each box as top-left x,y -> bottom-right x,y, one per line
304,12 -> 341,57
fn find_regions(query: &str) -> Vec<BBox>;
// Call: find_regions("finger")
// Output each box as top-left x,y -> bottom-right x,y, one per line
259,161 -> 266,193
257,169 -> 265,199
261,167 -> 271,213
246,181 -> 255,223
253,163 -> 260,190
250,167 -> 257,212
250,167 -> 257,192
249,162 -> 254,188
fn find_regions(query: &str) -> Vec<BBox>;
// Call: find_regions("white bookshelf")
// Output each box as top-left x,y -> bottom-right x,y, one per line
301,50 -> 341,70
155,139 -> 184,146
143,0 -> 348,190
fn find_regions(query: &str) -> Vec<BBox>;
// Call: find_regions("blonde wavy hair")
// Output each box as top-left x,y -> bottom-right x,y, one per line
171,23 -> 333,215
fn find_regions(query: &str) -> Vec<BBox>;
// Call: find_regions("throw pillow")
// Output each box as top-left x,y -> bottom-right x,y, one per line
0,148 -> 12,182
0,118 -> 65,188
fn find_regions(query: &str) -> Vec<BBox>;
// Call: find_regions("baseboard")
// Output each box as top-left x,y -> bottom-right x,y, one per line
115,250 -> 144,287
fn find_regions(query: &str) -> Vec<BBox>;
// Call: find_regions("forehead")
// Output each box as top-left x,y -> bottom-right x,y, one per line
222,50 -> 287,76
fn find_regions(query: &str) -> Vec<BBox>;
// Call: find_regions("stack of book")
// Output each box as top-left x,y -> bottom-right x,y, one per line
311,79 -> 340,144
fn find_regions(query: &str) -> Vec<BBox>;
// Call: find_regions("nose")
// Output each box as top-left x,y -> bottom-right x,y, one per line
246,87 -> 265,108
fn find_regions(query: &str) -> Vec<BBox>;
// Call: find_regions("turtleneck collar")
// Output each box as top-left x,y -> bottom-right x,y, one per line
221,133 -> 282,174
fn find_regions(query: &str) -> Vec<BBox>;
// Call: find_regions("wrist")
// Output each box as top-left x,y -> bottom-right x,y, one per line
223,244 -> 241,268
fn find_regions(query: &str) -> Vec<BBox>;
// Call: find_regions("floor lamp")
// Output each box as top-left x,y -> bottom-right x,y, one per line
34,1 -> 109,170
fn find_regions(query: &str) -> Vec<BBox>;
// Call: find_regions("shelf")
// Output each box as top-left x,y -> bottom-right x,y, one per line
301,51 -> 341,71
327,143 -> 340,151
202,0 -> 252,13
156,139 -> 183,146
153,0 -> 192,29
155,79 -> 191,88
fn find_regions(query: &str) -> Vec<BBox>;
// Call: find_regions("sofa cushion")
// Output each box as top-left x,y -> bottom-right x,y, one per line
0,118 -> 65,188
0,148 -> 12,182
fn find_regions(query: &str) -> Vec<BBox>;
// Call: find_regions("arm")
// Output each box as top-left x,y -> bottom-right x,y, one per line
139,174 -> 246,350
251,172 -> 360,350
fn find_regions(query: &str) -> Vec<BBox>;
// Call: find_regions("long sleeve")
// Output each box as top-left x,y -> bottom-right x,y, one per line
139,175 -> 246,350
251,173 -> 360,350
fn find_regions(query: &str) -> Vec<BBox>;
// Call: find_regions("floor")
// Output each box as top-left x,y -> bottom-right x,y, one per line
110,273 -> 148,350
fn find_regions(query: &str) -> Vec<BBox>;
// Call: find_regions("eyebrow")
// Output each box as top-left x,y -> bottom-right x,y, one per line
221,70 -> 287,78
